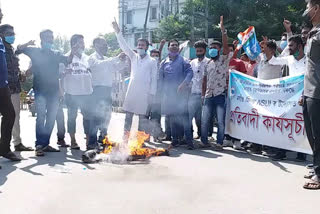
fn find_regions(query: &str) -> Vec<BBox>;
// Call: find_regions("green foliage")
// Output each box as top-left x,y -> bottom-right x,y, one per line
53,35 -> 70,54
155,14 -> 190,41
157,0 -> 306,41
85,32 -> 121,57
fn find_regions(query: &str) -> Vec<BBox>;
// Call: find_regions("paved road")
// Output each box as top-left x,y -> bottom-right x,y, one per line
0,110 -> 319,214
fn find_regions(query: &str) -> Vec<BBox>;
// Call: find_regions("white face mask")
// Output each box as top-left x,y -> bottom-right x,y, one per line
153,57 -> 159,61
137,48 -> 146,56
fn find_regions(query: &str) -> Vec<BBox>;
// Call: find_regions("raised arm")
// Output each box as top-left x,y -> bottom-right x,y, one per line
16,40 -> 36,56
112,19 -> 136,59
220,16 -> 230,56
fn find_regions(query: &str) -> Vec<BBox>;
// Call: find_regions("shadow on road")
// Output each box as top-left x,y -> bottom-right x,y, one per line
0,148 -> 96,189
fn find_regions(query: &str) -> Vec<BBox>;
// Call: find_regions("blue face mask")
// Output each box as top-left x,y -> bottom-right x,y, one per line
5,36 -> 15,44
209,48 -> 219,58
42,42 -> 53,50
280,41 -> 287,50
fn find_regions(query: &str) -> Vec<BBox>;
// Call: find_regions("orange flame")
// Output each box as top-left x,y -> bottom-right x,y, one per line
102,131 -> 167,158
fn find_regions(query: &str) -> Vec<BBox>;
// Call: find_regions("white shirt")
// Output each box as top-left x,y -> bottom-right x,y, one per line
116,32 -> 158,115
63,54 -> 93,95
190,57 -> 210,94
269,55 -> 306,76
256,58 -> 282,80
88,52 -> 124,87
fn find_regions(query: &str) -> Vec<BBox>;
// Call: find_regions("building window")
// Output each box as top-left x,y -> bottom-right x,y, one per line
150,7 -> 158,21
126,11 -> 132,25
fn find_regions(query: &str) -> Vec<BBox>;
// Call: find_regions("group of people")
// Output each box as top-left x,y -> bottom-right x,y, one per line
0,0 -> 320,190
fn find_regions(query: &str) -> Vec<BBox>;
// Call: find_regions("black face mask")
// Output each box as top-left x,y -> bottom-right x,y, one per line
196,54 -> 205,59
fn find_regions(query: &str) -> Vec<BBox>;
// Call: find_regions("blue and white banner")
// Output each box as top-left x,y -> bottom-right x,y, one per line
226,71 -> 312,154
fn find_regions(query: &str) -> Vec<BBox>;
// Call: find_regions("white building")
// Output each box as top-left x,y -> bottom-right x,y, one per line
119,0 -> 186,48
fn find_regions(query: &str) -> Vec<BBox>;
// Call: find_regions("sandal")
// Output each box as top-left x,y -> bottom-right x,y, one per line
303,177 -> 320,190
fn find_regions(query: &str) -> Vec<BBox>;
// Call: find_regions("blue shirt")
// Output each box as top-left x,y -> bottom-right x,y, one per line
0,38 -> 8,88
159,55 -> 193,115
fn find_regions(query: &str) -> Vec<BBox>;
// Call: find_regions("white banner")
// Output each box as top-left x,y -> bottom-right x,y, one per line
226,71 -> 312,154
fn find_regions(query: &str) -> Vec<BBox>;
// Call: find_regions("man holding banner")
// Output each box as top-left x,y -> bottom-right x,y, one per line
302,0 -> 320,190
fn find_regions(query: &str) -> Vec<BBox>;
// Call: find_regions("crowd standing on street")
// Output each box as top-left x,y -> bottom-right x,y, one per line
0,0 -> 320,190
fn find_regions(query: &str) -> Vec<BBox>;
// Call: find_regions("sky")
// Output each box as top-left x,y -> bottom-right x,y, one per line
1,0 -> 119,69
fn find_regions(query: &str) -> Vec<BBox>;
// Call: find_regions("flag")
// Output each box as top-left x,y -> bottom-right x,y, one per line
238,26 -> 261,60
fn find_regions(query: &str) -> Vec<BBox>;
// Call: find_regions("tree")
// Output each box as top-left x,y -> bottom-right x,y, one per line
157,0 -> 306,42
85,32 -> 121,57
53,35 -> 70,54
155,14 -> 190,41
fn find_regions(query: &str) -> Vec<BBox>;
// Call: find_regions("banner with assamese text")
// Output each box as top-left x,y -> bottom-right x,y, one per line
225,71 -> 312,154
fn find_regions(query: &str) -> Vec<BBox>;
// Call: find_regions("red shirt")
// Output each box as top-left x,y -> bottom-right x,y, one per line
229,58 -> 247,74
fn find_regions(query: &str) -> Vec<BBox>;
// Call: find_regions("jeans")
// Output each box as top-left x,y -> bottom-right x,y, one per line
150,103 -> 163,138
124,112 -> 150,134
35,92 -> 59,146
187,94 -> 202,138
201,94 -> 226,145
88,86 -> 112,147
165,116 -> 171,138
167,113 -> 192,146
56,100 -> 66,141
65,94 -> 91,135
0,87 -> 15,155
303,96 -> 320,176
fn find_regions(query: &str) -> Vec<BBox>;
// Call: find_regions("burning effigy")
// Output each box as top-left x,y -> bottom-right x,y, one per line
82,131 -> 169,164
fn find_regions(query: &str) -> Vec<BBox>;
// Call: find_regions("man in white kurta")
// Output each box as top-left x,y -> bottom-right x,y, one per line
112,21 -> 158,139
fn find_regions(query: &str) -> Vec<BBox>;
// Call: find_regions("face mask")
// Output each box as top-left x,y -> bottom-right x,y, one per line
280,41 -> 287,50
293,51 -> 300,58
137,48 -> 146,56
209,48 -> 219,58
76,49 -> 84,56
303,6 -> 318,22
42,42 -> 53,50
196,54 -> 205,59
153,56 -> 159,61
4,36 -> 15,44
169,51 -> 179,57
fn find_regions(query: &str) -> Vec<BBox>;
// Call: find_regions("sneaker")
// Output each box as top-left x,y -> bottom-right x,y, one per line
212,143 -> 224,151
233,140 -> 244,150
223,140 -> 233,148
187,144 -> 195,150
247,148 -> 262,155
71,142 -> 80,150
57,139 -> 69,147
1,151 -> 22,161
262,150 -> 276,157
43,145 -> 60,152
272,153 -> 287,161
15,143 -> 34,151
35,145 -> 45,156
198,142 -> 211,148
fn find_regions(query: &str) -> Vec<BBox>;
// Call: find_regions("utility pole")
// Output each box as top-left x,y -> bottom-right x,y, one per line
176,0 -> 179,14
205,0 -> 209,41
165,0 -> 169,17
191,0 -> 195,43
143,0 -> 152,39
120,0 -> 125,33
